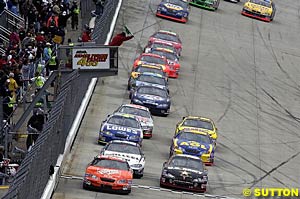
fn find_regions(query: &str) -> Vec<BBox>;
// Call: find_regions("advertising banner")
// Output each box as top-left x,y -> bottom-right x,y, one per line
72,47 -> 110,69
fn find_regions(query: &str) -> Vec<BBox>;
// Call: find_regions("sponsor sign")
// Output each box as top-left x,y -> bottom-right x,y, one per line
106,124 -> 139,134
72,47 -> 110,69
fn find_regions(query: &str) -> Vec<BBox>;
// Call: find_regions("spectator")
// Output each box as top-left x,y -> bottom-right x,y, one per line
81,27 -> 91,42
70,1 -> 79,30
93,0 -> 105,16
31,72 -> 46,89
7,72 -> 18,99
109,32 -> 134,46
0,0 -> 5,14
26,108 -> 45,150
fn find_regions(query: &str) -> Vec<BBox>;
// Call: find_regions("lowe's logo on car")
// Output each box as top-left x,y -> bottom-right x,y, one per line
107,124 -> 138,134
164,3 -> 183,10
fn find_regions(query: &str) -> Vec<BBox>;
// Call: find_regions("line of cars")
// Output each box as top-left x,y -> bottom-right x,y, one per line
82,29 -> 220,194
82,30 -> 183,194
155,0 -> 276,23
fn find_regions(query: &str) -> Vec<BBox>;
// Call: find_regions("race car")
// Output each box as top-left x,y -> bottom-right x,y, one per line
100,140 -> 145,178
149,48 -> 180,78
170,129 -> 215,165
241,0 -> 276,22
224,0 -> 239,3
83,155 -> 132,194
131,64 -> 168,82
114,104 -> 154,138
190,0 -> 220,11
128,72 -> 169,97
156,0 -> 190,23
160,154 -> 208,192
144,40 -> 178,57
98,113 -> 143,145
149,30 -> 182,56
131,85 -> 171,116
175,116 -> 218,144
133,53 -> 171,77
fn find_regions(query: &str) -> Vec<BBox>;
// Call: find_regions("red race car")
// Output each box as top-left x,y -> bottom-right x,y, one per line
133,53 -> 171,77
148,30 -> 182,56
83,155 -> 133,194
149,48 -> 180,78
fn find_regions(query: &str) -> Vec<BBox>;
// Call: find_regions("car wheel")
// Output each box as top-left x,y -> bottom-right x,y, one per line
83,183 -> 89,190
127,84 -> 131,90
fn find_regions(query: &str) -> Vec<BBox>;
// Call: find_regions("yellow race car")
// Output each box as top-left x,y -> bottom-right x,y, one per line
241,0 -> 276,22
175,116 -> 218,143
170,129 -> 215,165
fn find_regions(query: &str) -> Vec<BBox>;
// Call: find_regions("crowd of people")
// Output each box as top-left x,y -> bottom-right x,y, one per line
0,0 -> 81,122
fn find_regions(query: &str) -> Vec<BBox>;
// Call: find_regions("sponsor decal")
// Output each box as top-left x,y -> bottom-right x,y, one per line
72,47 -> 110,69
106,124 -> 139,134
98,169 -> 120,175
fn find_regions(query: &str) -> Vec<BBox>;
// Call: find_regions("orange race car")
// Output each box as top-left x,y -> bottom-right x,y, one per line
83,155 -> 133,194
133,53 -> 171,77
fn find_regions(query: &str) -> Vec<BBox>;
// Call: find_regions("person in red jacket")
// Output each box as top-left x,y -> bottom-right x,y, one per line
81,28 -> 92,42
109,32 -> 134,46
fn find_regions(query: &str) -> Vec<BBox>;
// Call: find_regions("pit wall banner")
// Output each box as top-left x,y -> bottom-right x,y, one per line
72,47 -> 110,69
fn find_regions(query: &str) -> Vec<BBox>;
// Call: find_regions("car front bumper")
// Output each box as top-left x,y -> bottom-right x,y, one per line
241,10 -> 271,22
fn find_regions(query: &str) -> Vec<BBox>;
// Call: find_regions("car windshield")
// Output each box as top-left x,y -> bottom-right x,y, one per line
140,55 -> 166,65
135,66 -> 165,76
169,156 -> 203,171
137,75 -> 166,86
119,106 -> 151,118
108,115 -> 140,128
163,0 -> 188,8
151,50 -> 177,61
250,0 -> 271,7
177,131 -> 211,144
138,86 -> 168,98
106,143 -> 141,155
183,119 -> 213,130
92,159 -> 129,170
154,32 -> 180,43
152,43 -> 175,52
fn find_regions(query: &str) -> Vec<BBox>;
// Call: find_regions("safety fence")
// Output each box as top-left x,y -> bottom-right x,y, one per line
2,70 -> 79,199
91,0 -> 122,44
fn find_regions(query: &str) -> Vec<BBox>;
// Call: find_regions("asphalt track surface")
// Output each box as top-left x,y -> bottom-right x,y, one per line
53,0 -> 300,198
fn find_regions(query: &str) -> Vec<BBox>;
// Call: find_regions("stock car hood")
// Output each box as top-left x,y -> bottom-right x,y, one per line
161,2 -> 184,11
150,37 -> 182,50
244,2 -> 272,15
165,166 -> 205,178
102,124 -> 142,136
174,139 -> 211,154
103,151 -> 143,166
179,126 -> 217,139
137,61 -> 167,71
86,166 -> 131,179
136,93 -> 169,103
135,80 -> 167,90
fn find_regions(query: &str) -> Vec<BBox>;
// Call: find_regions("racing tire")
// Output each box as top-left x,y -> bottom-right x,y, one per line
129,93 -> 132,99
83,183 -> 90,190
135,173 -> 144,179
127,84 -> 131,91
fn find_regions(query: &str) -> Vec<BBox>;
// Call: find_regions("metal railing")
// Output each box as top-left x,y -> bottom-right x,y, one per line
91,0 -> 122,44
0,9 -> 24,33
2,70 -> 79,199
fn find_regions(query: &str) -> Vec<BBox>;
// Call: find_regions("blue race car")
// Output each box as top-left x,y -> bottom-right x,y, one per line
131,85 -> 171,116
128,72 -> 169,98
98,113 -> 143,145
170,129 -> 215,165
156,0 -> 190,23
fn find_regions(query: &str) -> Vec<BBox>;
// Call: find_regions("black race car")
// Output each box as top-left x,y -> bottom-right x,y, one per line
160,154 -> 208,192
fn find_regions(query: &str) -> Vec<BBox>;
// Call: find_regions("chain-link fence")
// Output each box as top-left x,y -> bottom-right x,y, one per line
2,70 -> 79,199
92,0 -> 122,44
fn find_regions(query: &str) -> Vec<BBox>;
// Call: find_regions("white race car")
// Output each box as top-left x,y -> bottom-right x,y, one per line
115,104 -> 154,138
100,140 -> 145,178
